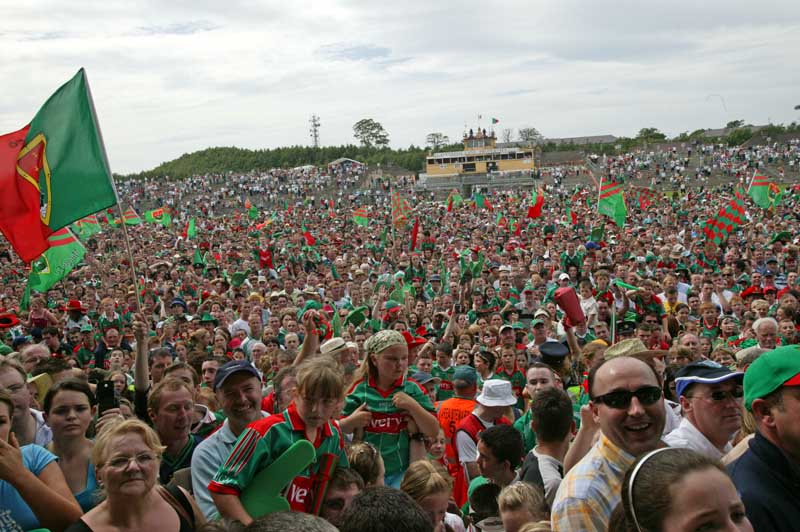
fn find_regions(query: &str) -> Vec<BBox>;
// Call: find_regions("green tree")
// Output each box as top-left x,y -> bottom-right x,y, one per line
726,119 -> 745,129
518,127 -> 543,144
636,127 -> 667,141
425,132 -> 449,151
353,118 -> 390,148
727,128 -> 753,146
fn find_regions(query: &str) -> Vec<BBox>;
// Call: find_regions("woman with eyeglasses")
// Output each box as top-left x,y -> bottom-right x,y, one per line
67,418 -> 205,531
611,447 -> 752,532
0,388 -> 82,532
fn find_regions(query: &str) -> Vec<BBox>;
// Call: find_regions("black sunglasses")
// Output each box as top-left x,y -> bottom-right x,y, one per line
593,386 -> 663,409
688,388 -> 744,402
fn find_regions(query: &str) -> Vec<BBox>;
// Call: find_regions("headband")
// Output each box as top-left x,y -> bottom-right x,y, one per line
628,447 -> 674,532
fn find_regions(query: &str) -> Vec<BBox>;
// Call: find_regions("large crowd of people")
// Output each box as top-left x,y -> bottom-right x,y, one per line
0,138 -> 799,532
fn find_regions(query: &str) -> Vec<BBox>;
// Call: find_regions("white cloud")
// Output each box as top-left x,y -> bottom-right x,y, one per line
1,0 -> 798,173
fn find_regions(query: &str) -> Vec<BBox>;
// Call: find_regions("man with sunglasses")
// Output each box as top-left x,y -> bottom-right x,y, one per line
664,360 -> 744,460
551,356 -> 665,532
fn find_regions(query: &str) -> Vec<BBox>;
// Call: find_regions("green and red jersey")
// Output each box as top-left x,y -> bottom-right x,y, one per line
431,363 -> 456,401
209,403 -> 348,513
493,366 -> 526,409
342,374 -> 435,477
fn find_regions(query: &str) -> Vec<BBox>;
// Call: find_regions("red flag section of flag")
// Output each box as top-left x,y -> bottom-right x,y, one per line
410,217 -> 420,251
0,125 -> 52,262
527,188 -> 544,219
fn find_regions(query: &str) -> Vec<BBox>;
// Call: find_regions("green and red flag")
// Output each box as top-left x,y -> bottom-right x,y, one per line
748,173 -> 781,209
391,191 -> 411,225
72,214 -> 101,241
597,181 -> 627,227
702,193 -> 746,245
0,69 -> 117,262
527,188 -> 545,219
144,208 -> 172,227
301,224 -> 316,246
565,199 -> 577,225
446,189 -> 463,213
474,193 -> 493,211
121,207 -> 141,225
21,227 -> 86,309
353,207 -> 368,227
491,117 -> 499,124
183,218 -> 196,240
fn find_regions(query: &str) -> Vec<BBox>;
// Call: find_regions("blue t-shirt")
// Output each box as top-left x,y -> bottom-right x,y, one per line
0,444 -> 57,531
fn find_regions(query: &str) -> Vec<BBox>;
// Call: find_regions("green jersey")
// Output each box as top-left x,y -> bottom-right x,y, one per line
431,363 -> 456,401
343,375 -> 435,477
209,404 -> 348,513
493,366 -> 526,409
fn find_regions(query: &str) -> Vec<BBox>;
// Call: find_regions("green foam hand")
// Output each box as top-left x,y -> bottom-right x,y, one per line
240,439 -> 316,519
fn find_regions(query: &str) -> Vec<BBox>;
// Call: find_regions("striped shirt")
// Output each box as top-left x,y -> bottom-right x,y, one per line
551,434 -> 636,532
208,404 -> 348,513
343,374 -> 435,477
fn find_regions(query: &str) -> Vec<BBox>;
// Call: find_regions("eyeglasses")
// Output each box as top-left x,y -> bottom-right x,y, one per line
687,388 -> 744,402
105,452 -> 157,470
593,386 -> 663,409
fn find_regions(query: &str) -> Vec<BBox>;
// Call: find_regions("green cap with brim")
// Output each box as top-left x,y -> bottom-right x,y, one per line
744,345 -> 800,411
770,231 -> 792,244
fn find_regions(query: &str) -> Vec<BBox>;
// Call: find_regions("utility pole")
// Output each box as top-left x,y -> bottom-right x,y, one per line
309,114 -> 321,148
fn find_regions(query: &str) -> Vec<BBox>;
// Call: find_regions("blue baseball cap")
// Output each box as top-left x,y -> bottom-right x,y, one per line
213,360 -> 260,391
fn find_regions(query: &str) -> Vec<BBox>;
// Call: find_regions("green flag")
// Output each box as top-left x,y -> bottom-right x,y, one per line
332,309 -> 343,337
71,214 -> 101,241
590,225 -> 604,243
248,205 -> 258,220
185,218 -> 197,239
27,228 -> 86,297
2,69 -> 117,263
144,208 -> 172,227
748,174 -> 780,209
121,207 -> 141,225
353,207 -> 368,227
598,181 -> 627,227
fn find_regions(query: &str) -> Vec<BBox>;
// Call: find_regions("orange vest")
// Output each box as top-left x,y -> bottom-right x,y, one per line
437,396 -> 477,463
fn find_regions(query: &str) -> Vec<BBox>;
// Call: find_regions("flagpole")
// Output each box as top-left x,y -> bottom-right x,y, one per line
746,168 -> 757,194
83,70 -> 143,313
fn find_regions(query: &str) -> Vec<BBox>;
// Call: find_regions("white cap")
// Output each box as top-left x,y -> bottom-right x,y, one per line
558,273 -> 570,281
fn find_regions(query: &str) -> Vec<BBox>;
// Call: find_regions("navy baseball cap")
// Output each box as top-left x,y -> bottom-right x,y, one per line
213,360 -> 260,390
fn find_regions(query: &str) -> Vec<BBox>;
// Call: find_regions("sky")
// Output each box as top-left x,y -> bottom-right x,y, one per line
2,0 -> 799,174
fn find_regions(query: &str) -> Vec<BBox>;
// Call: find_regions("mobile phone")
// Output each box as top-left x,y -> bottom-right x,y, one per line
455,303 -> 462,313
96,380 -> 120,415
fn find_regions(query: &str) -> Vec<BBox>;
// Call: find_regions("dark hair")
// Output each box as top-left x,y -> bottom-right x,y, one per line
588,356 -> 660,400
346,442 -> 382,486
531,387 -> 573,443
479,424 -> 524,470
163,362 -> 200,386
328,466 -> 365,493
43,378 -> 96,414
244,511 -> 337,532
338,486 -> 433,532
149,347 -> 173,366
43,326 -> 61,338
618,448 -> 726,532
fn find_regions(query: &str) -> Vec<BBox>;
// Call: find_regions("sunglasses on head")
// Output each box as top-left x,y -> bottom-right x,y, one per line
593,385 -> 663,409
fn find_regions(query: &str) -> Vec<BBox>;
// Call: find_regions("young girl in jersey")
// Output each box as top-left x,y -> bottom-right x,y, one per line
210,356 -> 348,525
341,330 -> 439,488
